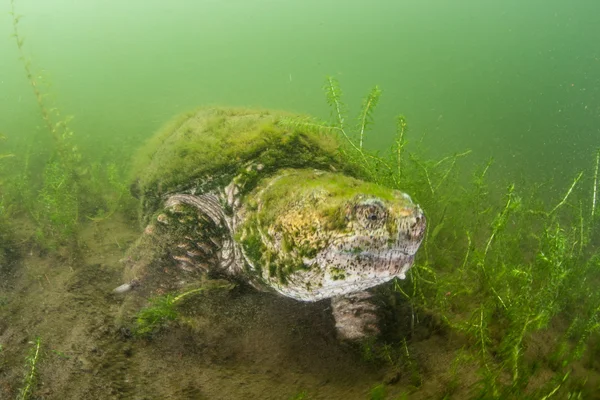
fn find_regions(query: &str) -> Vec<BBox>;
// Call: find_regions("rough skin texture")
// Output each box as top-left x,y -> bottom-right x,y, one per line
121,107 -> 426,340
237,169 -> 425,302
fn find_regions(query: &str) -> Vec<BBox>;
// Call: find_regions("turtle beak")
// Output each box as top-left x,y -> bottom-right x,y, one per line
408,208 -> 426,243
395,206 -> 426,255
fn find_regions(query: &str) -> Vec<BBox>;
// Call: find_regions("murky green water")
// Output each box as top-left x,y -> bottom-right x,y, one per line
2,1 -> 599,181
1,1 -> 600,399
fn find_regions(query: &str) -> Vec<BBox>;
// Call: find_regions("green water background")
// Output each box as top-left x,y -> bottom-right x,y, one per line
1,0 -> 599,190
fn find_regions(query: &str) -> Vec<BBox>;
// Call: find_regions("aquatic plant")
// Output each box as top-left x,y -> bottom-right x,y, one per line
0,134 -> 15,162
591,149 -> 599,218
9,0 -> 133,250
9,0 -> 82,247
134,294 -> 179,337
280,77 -> 397,186
10,1 -> 77,155
405,153 -> 600,397
322,77 -> 390,183
0,134 -> 17,270
369,384 -> 387,400
288,391 -> 308,400
17,337 -> 41,400
85,161 -> 134,222
296,78 -> 600,397
134,283 -> 233,337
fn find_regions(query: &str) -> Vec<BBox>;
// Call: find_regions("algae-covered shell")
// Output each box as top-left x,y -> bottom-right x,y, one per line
122,106 -> 426,341
130,107 -> 360,222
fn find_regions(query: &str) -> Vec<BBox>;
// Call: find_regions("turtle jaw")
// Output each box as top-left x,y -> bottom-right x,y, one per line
393,206 -> 426,256
326,247 -> 417,279
332,204 -> 426,260
316,207 -> 426,284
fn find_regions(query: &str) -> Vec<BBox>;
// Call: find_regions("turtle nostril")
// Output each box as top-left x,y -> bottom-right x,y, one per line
411,216 -> 420,228
410,214 -> 426,239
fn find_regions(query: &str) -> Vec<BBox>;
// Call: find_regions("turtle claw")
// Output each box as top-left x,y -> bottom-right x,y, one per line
113,279 -> 140,294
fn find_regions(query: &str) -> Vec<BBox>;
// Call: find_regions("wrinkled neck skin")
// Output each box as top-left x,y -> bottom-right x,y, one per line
254,230 -> 424,302
279,252 -> 417,302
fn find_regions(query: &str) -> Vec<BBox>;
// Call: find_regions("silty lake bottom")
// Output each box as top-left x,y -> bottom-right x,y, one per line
1,1 -> 600,399
1,107 -> 600,400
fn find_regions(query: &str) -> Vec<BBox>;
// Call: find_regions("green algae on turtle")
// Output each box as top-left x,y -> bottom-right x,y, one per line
120,107 -> 426,340
129,107 -> 357,225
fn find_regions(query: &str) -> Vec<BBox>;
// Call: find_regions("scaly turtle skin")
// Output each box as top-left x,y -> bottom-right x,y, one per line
119,107 -> 426,340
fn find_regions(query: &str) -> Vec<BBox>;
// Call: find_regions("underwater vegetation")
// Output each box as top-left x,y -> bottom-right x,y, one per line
2,0 -> 600,397
134,282 -> 234,337
285,77 -> 600,398
8,0 -> 134,253
123,76 -> 600,397
0,135 -> 16,269
16,337 -> 41,400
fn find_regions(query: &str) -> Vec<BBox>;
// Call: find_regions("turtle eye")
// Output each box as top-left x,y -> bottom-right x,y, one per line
355,201 -> 387,229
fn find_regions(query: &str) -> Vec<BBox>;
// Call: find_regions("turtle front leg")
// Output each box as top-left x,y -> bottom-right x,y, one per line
116,199 -> 223,294
330,290 -> 379,341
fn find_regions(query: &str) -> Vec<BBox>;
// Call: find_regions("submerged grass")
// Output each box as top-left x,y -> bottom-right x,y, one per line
17,337 -> 41,400
309,77 -> 600,397
134,284 -> 234,337
9,0 -> 135,252
3,12 -> 600,393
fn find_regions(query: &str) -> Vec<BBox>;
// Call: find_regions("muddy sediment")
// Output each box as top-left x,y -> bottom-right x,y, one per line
0,216 -> 395,399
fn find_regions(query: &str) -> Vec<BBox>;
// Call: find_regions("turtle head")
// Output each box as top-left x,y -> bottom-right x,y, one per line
238,169 -> 426,301
344,194 -> 425,253
330,193 -> 426,275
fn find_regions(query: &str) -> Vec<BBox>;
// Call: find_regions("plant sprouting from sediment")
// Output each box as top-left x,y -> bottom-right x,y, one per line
134,294 -> 178,337
405,148 -> 600,395
592,148 -> 599,218
10,0 -> 76,154
321,76 -> 420,189
286,76 -> 600,397
17,337 -> 41,400
357,85 -> 382,149
9,0 -> 131,248
10,0 -> 83,247
134,283 -> 234,337
317,78 -> 600,396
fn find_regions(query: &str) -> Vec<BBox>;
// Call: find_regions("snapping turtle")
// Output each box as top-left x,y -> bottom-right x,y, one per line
118,107 -> 425,340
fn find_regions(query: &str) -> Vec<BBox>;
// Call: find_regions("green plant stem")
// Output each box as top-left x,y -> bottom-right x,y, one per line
358,86 -> 381,149
578,201 -> 584,256
434,150 -> 472,192
483,184 -> 515,260
592,149 -> 599,218
511,313 -> 542,383
550,172 -> 583,215
460,231 -> 471,272
479,306 -> 490,372
395,115 -> 407,181
411,156 -> 434,195
10,0 -> 61,146
18,337 -> 41,400
173,287 -> 212,303
324,77 -> 370,167
540,371 -> 570,400
325,76 -> 345,130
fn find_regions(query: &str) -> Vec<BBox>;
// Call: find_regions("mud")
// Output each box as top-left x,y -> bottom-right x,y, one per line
0,215 -> 398,399
2,214 -> 594,399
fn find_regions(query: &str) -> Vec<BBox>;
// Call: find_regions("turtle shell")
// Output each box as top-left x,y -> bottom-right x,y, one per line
120,107 -> 426,341
130,107 -> 361,224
